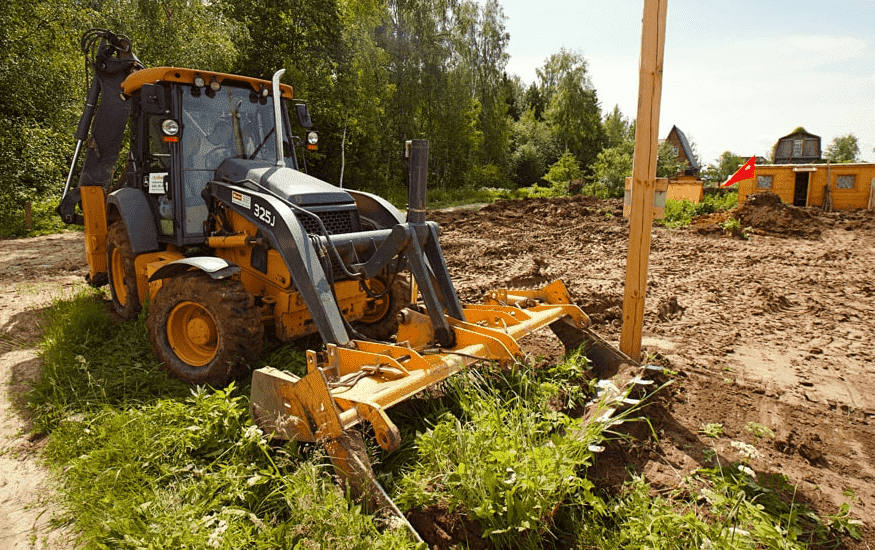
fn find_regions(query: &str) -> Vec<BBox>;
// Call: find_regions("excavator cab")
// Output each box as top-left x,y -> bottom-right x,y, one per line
129,71 -> 305,246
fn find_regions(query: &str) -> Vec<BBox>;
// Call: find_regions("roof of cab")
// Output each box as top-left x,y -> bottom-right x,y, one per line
121,67 -> 293,99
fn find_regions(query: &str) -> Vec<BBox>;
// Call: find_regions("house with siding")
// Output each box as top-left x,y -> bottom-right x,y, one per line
772,129 -> 821,164
736,128 -> 875,210
661,125 -> 704,203
665,125 -> 700,176
738,163 -> 875,210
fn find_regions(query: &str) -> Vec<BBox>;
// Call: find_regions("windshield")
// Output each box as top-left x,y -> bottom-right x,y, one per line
182,86 -> 291,169
180,85 -> 294,236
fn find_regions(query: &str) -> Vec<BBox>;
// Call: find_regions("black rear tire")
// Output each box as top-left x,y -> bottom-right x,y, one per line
147,272 -> 264,386
106,221 -> 140,320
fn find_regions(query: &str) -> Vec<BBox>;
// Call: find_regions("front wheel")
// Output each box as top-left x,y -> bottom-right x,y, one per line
147,272 -> 264,386
354,274 -> 412,342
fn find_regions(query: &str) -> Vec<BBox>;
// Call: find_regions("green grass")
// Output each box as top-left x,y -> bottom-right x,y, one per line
0,195 -> 80,238
393,360 -> 604,547
31,290 -> 413,549
26,290 -> 861,549
371,180 -> 572,212
660,191 -> 738,228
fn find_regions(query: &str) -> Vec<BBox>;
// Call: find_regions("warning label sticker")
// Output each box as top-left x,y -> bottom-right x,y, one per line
148,172 -> 168,194
231,191 -> 251,209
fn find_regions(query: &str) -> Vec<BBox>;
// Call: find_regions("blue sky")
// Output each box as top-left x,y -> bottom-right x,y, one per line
499,0 -> 875,166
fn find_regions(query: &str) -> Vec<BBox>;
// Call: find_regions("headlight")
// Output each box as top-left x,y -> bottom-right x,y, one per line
161,119 -> 180,136
209,78 -> 221,92
194,76 -> 206,88
307,131 -> 318,145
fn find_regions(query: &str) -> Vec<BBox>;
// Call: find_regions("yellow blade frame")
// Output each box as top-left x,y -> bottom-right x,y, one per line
250,280 -> 627,452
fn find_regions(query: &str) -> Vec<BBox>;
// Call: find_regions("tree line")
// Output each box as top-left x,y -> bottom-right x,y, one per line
11,0 -> 863,236
0,0 -> 678,234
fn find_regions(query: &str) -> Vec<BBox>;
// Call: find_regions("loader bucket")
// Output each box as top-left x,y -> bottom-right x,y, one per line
250,279 -> 640,453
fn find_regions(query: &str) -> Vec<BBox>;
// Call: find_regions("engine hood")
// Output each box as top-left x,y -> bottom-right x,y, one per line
216,159 -> 354,207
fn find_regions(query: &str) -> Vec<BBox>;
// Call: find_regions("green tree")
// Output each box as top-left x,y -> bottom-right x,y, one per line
588,140 -> 633,198
586,136 -> 687,198
603,105 -> 634,149
656,140 -> 687,178
509,108 -> 559,186
0,0 -> 93,235
452,0 -> 511,167
825,133 -> 860,163
543,151 -> 583,188
537,48 -> 605,174
523,83 -> 545,120
702,151 -> 745,184
93,0 -> 243,70
503,74 -> 525,121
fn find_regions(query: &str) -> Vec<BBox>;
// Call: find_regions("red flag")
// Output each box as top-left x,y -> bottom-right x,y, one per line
722,156 -> 756,187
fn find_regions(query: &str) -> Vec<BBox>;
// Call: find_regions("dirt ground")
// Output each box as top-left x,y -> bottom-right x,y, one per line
1,192 -> 874,548
0,233 -> 84,549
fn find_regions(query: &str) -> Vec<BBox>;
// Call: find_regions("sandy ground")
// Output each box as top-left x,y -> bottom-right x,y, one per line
1,192 -> 874,548
0,232 -> 85,549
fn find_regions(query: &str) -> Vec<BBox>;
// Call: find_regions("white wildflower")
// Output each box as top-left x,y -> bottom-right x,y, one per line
207,519 -> 228,548
699,487 -> 718,505
242,424 -> 265,444
738,464 -> 755,478
730,440 -> 761,461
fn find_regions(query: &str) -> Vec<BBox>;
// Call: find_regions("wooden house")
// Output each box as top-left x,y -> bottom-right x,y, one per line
737,162 -> 875,210
773,129 -> 821,164
664,125 -> 700,176
665,175 -> 704,203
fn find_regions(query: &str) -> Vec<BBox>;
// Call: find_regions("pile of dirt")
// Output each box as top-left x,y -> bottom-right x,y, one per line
734,191 -> 825,239
690,210 -> 732,236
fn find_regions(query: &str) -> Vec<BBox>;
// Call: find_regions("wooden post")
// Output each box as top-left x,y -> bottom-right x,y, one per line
620,0 -> 668,360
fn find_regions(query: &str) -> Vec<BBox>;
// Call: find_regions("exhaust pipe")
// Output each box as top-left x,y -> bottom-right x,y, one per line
406,139 -> 428,224
271,69 -> 286,168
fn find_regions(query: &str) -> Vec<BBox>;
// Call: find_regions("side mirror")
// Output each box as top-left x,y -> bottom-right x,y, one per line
295,103 -> 313,128
141,84 -> 168,115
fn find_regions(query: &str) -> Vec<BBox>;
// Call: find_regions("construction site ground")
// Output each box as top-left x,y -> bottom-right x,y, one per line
1,191 -> 874,548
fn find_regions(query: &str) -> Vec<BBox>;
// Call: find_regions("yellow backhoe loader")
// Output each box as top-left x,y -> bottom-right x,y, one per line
59,30 -> 644,504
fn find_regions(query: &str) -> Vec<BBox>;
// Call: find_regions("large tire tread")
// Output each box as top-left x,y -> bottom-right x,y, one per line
147,271 -> 264,386
106,221 -> 140,320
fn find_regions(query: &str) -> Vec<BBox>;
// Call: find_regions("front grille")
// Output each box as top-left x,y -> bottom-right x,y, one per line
294,207 -> 362,281
296,209 -> 360,236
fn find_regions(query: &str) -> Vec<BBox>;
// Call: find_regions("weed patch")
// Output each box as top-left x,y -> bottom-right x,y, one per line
28,290 -> 861,549
393,357 -> 606,548
660,192 -> 738,228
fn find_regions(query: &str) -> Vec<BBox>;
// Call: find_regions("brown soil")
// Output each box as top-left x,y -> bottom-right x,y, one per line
427,192 -> 875,548
2,193 -> 875,548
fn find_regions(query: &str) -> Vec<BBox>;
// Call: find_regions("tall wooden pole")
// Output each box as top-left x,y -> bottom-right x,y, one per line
620,0 -> 668,360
